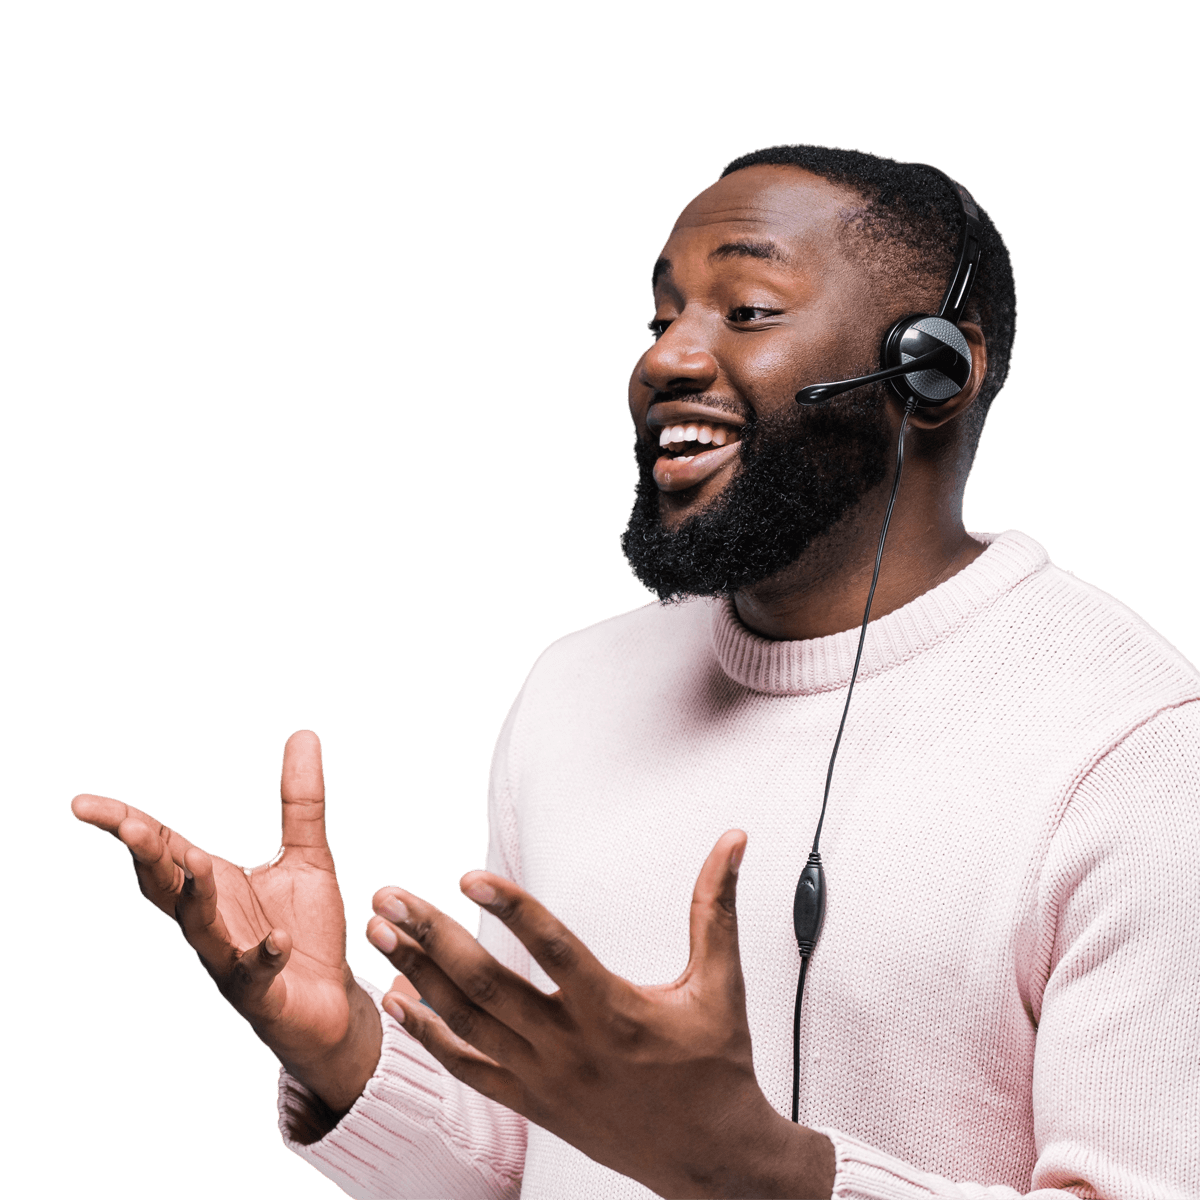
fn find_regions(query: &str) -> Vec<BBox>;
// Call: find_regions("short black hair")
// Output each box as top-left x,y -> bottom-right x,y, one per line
721,145 -> 1016,451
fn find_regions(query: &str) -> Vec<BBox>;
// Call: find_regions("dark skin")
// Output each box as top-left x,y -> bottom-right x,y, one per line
73,165 -> 989,1197
635,163 -> 987,641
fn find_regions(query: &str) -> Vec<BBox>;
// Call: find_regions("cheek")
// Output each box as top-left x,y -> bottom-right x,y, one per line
722,334 -> 808,414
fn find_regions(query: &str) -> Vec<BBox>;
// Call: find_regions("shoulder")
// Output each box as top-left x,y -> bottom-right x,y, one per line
499,597 -> 720,746
491,597 -> 720,793
979,531 -> 1200,715
524,596 -> 717,686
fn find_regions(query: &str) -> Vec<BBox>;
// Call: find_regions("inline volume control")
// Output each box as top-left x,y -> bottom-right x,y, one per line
792,851 -> 827,957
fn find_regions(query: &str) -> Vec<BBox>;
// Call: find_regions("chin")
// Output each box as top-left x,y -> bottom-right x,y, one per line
656,477 -> 736,527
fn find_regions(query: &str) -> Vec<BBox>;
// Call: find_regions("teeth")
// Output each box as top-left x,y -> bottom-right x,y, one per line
655,421 -> 739,456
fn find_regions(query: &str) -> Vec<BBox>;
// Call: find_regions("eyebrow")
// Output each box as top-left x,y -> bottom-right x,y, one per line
652,239 -> 792,288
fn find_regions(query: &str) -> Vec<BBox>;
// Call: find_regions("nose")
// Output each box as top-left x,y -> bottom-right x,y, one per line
638,315 -> 719,395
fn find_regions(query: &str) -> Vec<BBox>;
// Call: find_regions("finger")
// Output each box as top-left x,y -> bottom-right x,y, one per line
459,871 -> 611,997
105,811 -> 188,919
174,848 -> 292,1022
73,794 -> 196,862
75,793 -> 267,976
279,731 -> 331,860
174,846 -> 238,967
686,829 -> 747,989
116,815 -> 184,899
368,916 -> 535,1068
366,905 -> 542,1062
379,989 -> 526,1114
220,928 -> 292,1018
72,793 -> 134,835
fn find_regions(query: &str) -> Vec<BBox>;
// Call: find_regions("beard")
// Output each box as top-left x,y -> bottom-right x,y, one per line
620,393 -> 892,602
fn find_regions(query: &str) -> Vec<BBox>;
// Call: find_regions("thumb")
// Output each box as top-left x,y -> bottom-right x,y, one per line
686,829 -> 747,991
280,730 -> 330,857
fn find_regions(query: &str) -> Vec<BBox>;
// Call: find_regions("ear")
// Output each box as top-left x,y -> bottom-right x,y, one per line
905,321 -> 987,431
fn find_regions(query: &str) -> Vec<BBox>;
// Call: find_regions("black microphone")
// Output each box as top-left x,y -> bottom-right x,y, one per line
795,344 -> 964,406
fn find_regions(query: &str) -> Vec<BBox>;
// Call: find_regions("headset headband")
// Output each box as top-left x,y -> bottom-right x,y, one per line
909,164 -> 983,324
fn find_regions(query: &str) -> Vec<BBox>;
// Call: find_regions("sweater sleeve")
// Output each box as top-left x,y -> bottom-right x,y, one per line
278,977 -> 525,1199
820,701 -> 1200,1200
277,698 -> 532,1199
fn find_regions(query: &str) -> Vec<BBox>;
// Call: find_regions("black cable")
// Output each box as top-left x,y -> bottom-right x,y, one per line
790,953 -> 811,1123
811,397 -> 917,856
790,397 -> 917,1124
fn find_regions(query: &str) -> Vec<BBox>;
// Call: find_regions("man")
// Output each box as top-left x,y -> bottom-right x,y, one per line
74,146 -> 1200,1198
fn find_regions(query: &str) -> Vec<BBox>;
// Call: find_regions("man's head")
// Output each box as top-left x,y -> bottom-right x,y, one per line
621,146 -> 1016,603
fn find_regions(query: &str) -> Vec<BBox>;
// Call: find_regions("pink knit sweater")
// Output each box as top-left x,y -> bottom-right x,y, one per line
280,532 -> 1200,1199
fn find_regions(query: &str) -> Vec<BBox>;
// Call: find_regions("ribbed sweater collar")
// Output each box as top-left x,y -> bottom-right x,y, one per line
710,530 -> 1048,696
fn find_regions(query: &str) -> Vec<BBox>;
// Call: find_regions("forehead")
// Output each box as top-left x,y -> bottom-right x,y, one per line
659,165 -> 859,270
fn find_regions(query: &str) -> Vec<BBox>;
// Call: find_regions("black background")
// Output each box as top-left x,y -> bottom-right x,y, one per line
49,96 -> 1190,1200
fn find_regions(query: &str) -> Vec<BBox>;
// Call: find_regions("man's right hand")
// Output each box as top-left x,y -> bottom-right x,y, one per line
72,729 -> 384,1121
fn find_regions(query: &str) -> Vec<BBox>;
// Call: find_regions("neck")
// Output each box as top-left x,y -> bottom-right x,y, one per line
732,462 -> 985,642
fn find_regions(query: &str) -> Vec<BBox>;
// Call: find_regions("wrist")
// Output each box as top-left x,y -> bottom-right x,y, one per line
278,980 -> 383,1116
756,1114 -> 835,1200
655,1095 -> 835,1200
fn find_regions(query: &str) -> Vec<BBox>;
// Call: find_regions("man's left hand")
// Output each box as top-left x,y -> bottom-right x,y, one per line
365,830 -> 835,1200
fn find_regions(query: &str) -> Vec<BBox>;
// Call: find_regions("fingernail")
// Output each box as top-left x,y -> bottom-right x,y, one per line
464,879 -> 496,906
183,867 -> 194,881
369,922 -> 399,953
730,843 -> 745,874
382,994 -> 407,1023
264,933 -> 281,956
378,896 -> 409,925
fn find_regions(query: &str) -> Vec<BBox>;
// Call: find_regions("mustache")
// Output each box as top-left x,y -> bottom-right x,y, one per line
648,389 -> 753,426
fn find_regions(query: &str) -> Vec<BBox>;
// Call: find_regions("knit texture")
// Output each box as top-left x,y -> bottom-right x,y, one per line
282,531 -> 1200,1199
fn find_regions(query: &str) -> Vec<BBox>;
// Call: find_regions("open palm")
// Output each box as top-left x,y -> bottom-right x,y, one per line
73,730 -> 381,1112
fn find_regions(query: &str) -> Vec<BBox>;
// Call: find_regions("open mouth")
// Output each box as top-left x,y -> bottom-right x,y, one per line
658,420 -> 742,461
647,404 -> 745,493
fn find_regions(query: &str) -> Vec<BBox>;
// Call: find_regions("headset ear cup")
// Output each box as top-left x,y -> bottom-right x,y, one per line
882,315 -> 973,407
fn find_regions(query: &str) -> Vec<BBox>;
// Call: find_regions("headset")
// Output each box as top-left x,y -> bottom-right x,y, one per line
786,166 -> 984,1124
795,169 -> 982,410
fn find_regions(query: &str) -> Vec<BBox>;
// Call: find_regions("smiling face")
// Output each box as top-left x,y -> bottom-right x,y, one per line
621,165 -> 914,601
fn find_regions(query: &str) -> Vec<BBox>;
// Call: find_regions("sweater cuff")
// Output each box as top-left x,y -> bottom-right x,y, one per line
278,978 -> 524,1200
817,1127 -> 1024,1200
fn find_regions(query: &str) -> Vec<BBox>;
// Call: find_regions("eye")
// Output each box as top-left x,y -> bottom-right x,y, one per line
647,318 -> 672,341
728,306 -> 780,325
